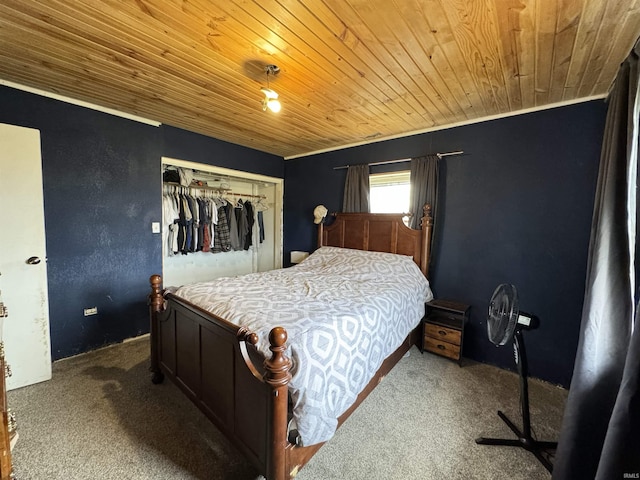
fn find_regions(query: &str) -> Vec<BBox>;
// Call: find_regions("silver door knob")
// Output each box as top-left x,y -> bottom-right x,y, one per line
26,256 -> 41,265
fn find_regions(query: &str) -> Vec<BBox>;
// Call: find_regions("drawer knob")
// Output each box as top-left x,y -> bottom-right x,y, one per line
438,330 -> 447,336
437,344 -> 446,350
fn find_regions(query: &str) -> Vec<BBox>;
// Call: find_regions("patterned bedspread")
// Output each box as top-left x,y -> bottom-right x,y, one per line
173,246 -> 433,445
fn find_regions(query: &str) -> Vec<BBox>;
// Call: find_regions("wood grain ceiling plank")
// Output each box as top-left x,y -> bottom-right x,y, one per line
313,0 -> 443,126
392,0 -> 482,119
481,0 -> 518,110
589,5 -> 640,95
533,0 -> 557,105
0,0 -> 354,150
438,0 -> 511,116
510,0 -> 538,109
338,0 -> 465,125
491,0 -> 530,111
576,0 -> 631,97
548,0 -> 583,103
293,0 -> 444,126
322,0 -> 459,125
561,0 -> 604,100
412,0 -> 489,117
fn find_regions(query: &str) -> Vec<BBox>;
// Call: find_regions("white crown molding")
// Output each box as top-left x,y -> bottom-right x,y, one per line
1,79 -> 161,127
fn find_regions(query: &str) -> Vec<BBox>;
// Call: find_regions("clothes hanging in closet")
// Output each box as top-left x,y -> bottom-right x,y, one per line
244,201 -> 254,250
212,200 -> 232,253
254,196 -> 269,244
162,186 -> 266,257
235,200 -> 250,251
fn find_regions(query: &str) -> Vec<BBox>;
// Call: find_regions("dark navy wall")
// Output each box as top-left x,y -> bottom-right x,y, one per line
284,101 -> 607,387
162,125 -> 283,179
0,86 -> 282,360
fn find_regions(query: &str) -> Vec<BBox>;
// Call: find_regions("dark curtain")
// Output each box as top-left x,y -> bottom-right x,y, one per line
342,164 -> 370,213
408,154 -> 439,229
553,41 -> 640,479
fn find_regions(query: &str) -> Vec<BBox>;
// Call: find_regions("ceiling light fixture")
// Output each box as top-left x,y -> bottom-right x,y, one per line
261,64 -> 281,113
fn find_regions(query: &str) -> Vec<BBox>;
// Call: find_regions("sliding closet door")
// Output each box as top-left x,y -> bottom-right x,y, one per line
256,182 -> 282,272
0,123 -> 52,389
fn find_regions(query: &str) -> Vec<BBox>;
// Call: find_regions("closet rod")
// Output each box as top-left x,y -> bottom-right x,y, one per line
163,182 -> 266,199
224,192 -> 267,199
332,150 -> 464,170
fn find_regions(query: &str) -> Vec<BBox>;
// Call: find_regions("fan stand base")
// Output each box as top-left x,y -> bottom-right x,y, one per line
475,410 -> 558,473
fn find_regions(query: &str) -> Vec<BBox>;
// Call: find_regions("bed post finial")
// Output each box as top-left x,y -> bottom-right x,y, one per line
149,274 -> 164,313
423,204 -> 432,221
265,327 -> 291,389
265,327 -> 291,480
148,275 -> 165,384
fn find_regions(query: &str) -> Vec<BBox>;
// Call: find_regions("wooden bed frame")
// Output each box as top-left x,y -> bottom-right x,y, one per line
148,204 -> 433,480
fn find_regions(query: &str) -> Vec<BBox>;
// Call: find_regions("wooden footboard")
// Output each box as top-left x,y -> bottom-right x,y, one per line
148,274 -> 291,478
149,275 -> 421,479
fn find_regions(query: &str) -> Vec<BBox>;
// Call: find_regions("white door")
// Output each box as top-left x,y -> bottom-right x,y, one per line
0,123 -> 52,390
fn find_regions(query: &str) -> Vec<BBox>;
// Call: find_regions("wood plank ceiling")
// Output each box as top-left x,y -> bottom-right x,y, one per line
1,1 -> 639,159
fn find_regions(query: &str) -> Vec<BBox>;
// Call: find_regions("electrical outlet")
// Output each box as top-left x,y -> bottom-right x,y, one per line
152,222 -> 161,233
84,307 -> 98,316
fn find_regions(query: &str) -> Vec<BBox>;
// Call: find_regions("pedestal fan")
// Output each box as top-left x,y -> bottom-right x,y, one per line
475,284 -> 558,472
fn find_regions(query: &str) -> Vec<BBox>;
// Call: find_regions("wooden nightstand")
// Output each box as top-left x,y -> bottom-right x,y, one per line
421,299 -> 470,365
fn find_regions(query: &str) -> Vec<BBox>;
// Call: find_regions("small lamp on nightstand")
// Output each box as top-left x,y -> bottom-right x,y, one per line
290,251 -> 310,264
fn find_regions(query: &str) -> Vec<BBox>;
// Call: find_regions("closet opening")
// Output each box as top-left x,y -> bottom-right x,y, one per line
161,157 -> 283,288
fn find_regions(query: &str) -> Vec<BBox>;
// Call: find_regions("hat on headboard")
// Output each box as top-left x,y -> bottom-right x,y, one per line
313,205 -> 328,224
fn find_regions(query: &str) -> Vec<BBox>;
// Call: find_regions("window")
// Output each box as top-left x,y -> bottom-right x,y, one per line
369,170 -> 411,214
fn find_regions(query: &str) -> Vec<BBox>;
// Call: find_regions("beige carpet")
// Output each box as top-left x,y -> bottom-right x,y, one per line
7,336 -> 567,479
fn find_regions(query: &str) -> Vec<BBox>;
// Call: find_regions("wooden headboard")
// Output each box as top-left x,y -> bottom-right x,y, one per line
317,204 -> 433,277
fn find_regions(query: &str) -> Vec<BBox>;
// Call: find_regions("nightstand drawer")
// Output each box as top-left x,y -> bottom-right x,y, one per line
424,324 -> 462,346
424,337 -> 461,360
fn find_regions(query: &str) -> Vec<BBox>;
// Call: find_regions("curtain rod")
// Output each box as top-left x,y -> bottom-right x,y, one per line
332,150 -> 464,170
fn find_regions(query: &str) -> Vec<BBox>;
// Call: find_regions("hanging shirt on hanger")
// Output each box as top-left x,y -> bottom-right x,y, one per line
254,196 -> 269,244
258,211 -> 265,244
229,201 -> 241,251
213,202 -> 232,253
244,201 -> 254,250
